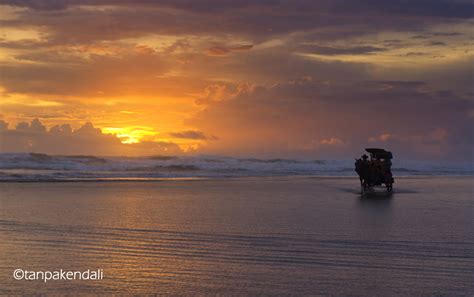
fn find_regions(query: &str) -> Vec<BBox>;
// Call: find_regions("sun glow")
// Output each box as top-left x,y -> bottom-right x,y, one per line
102,126 -> 159,144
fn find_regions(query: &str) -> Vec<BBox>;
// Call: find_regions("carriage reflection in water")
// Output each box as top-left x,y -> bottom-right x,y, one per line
355,148 -> 394,194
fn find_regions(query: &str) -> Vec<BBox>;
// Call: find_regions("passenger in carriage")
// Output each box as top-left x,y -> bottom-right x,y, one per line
369,156 -> 383,184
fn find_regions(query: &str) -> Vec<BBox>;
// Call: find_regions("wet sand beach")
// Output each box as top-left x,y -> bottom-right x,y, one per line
0,176 -> 473,295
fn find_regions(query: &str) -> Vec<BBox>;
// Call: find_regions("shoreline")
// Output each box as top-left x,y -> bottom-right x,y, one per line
0,174 -> 472,183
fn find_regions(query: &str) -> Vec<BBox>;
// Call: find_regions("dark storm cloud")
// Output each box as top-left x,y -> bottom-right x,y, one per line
361,80 -> 426,89
326,0 -> 473,19
194,46 -> 373,84
3,0 -> 473,19
433,32 -> 463,36
1,0 -> 472,45
412,31 -> 465,40
411,35 -> 430,39
429,41 -> 447,46
303,45 -> 387,56
206,44 -> 253,56
403,52 -> 429,57
0,0 -> 68,10
191,78 -> 473,159
168,130 -> 217,140
0,39 -> 49,49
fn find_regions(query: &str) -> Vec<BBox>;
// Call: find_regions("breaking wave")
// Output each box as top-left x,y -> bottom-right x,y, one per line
0,153 -> 472,181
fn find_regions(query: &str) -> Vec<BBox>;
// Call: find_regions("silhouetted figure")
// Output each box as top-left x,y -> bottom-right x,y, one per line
383,158 -> 394,184
355,154 -> 369,189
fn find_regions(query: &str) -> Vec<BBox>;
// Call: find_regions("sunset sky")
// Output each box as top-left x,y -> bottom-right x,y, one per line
0,0 -> 472,159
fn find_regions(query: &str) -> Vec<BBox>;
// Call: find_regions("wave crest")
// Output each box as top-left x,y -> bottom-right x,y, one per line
0,153 -> 472,181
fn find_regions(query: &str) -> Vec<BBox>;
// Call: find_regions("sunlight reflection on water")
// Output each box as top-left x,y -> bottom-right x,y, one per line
0,176 -> 473,295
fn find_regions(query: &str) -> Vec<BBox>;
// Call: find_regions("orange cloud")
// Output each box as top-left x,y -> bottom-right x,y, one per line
206,44 -> 253,56
368,133 -> 399,143
0,119 -> 182,156
320,137 -> 345,146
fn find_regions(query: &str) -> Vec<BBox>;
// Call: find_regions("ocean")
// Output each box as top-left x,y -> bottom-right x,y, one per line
0,153 -> 472,181
0,154 -> 473,295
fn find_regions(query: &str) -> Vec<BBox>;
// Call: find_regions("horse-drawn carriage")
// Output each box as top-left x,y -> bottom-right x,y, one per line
355,148 -> 394,194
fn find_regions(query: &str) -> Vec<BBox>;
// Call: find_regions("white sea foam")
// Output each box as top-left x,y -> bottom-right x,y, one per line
0,153 -> 472,181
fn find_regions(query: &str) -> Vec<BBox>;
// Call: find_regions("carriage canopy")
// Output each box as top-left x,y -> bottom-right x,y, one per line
365,148 -> 393,160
